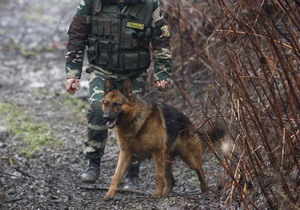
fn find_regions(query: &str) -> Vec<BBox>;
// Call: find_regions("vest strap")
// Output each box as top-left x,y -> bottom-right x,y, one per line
129,2 -> 143,17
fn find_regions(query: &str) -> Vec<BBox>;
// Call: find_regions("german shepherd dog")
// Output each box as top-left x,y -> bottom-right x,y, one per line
102,78 -> 225,200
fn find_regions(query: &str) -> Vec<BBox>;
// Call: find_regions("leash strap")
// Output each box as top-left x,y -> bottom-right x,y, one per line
143,86 -> 161,98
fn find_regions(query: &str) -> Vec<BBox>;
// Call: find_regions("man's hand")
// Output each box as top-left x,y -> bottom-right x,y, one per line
66,78 -> 80,94
155,80 -> 169,90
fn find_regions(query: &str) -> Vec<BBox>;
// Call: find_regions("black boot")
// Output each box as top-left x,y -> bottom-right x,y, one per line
81,158 -> 100,183
123,163 -> 140,189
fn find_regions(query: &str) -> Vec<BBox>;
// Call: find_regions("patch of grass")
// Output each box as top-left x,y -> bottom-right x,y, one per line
0,103 -> 62,158
59,94 -> 89,123
64,94 -> 89,112
33,88 -> 89,123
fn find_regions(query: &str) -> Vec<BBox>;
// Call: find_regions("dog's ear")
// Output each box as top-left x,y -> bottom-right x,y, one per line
104,78 -> 114,95
121,78 -> 133,97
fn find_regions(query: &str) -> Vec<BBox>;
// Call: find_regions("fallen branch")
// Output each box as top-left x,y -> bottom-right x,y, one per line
5,197 -> 26,203
79,185 -> 150,197
13,167 -> 36,179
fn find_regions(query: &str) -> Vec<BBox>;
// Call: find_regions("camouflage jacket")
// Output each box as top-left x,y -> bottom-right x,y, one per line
65,0 -> 172,81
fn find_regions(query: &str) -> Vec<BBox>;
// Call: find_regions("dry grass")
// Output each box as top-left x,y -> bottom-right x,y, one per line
159,0 -> 300,209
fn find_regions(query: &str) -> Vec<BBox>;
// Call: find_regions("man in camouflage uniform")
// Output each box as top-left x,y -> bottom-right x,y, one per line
65,0 -> 172,185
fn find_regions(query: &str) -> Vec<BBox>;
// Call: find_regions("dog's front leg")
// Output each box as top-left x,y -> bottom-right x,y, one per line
151,151 -> 166,198
104,150 -> 132,200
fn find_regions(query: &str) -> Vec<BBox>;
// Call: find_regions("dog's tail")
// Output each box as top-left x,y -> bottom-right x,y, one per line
196,120 -> 228,151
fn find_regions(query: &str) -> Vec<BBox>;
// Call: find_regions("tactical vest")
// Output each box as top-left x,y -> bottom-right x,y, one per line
88,0 -> 154,72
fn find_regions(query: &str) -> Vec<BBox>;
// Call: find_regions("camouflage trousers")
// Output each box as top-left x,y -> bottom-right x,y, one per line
84,67 -> 148,162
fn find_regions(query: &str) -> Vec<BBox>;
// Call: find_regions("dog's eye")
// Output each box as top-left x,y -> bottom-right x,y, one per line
114,102 -> 122,107
103,101 -> 109,106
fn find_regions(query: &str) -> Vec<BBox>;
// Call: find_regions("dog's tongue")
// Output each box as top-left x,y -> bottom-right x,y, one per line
106,118 -> 118,129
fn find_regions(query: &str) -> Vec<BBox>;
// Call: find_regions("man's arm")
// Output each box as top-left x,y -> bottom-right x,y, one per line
150,0 -> 172,89
65,0 -> 93,93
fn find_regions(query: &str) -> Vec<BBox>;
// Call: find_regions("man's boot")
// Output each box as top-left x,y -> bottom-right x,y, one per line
81,158 -> 100,183
123,163 -> 140,189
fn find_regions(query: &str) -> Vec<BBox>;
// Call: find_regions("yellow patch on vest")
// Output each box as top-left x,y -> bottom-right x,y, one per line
126,22 -> 145,30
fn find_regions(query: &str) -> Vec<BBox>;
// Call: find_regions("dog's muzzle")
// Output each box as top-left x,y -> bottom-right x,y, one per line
103,113 -> 120,129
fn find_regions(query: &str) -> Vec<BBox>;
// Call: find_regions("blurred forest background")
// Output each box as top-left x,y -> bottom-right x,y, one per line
1,0 -> 299,209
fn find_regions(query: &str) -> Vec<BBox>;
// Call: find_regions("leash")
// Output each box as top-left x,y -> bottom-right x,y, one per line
143,86 -> 161,98
144,80 -> 172,98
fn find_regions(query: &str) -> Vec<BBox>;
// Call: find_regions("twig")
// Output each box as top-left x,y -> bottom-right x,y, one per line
5,197 -> 26,203
13,167 -> 36,179
214,29 -> 298,52
79,185 -> 150,197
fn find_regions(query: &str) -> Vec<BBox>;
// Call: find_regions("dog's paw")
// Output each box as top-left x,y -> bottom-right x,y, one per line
103,192 -> 116,201
150,192 -> 162,199
162,191 -> 171,198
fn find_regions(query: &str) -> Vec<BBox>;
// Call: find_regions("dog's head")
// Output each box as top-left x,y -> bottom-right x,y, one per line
101,78 -> 133,129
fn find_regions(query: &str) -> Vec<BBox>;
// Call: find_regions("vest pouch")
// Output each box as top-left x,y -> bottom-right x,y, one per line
87,38 -> 98,63
121,51 -> 150,71
98,40 -> 111,66
137,51 -> 150,69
